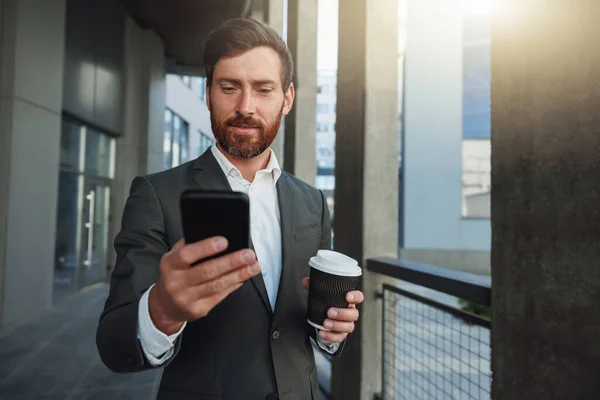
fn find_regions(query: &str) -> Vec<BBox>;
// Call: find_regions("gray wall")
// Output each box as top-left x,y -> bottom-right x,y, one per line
0,0 -> 67,328
108,16 -> 166,274
62,0 -> 125,135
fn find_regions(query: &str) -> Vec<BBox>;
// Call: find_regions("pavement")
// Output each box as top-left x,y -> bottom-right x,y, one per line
0,285 -> 332,399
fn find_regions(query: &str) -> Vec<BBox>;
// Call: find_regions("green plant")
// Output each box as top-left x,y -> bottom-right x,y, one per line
458,299 -> 491,320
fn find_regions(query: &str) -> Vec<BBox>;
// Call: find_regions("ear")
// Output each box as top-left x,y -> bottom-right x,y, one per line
282,83 -> 295,116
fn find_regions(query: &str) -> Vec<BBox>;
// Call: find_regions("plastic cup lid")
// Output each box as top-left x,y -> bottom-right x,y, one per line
308,250 -> 362,277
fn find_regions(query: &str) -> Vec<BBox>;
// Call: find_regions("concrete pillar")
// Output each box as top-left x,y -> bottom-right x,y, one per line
109,17 -> 166,272
265,0 -> 286,165
0,0 -> 67,327
332,0 -> 399,398
491,1 -> 600,398
283,0 -> 317,184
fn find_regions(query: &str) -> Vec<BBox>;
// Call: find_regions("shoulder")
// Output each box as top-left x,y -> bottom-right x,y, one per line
281,171 -> 326,205
141,160 -> 196,191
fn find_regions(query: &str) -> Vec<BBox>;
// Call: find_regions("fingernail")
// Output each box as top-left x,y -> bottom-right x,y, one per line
328,309 -> 338,318
323,320 -> 332,329
248,262 -> 260,274
347,293 -> 355,301
213,237 -> 227,250
241,250 -> 255,263
319,330 -> 327,338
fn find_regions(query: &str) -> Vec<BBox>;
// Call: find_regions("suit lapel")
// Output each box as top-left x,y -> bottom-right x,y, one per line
273,174 -> 295,317
192,150 -> 273,314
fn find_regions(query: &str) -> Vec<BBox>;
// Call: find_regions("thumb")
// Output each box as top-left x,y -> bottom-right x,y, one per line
171,238 -> 185,251
302,277 -> 310,291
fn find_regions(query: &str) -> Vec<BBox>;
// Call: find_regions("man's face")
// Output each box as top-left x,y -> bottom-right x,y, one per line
207,46 -> 295,159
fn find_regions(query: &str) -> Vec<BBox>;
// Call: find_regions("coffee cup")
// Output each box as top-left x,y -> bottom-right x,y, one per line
307,250 -> 362,331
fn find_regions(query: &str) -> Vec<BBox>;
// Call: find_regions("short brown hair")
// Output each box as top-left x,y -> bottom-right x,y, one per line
203,18 -> 293,91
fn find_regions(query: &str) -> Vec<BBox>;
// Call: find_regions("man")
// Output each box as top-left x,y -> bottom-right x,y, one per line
96,17 -> 364,400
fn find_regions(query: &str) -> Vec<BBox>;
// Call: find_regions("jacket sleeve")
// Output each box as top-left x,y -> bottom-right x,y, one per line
96,176 -> 182,372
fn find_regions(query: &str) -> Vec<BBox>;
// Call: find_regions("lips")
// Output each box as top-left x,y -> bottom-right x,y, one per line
228,124 -> 259,136
229,124 -> 259,129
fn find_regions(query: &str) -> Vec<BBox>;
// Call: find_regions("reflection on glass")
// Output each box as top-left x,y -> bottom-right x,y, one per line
53,118 -> 114,303
85,129 -> 114,178
163,108 -> 190,169
53,171 -> 82,303
180,127 -> 188,163
80,182 -> 110,288
198,131 -> 214,155
461,2 -> 491,218
60,120 -> 83,171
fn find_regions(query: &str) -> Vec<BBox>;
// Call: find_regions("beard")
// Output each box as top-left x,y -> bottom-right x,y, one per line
210,104 -> 283,159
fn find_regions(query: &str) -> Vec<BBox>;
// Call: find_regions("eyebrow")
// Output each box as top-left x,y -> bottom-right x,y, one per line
217,78 -> 278,87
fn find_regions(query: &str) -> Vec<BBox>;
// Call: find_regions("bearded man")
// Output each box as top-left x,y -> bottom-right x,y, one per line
96,17 -> 364,400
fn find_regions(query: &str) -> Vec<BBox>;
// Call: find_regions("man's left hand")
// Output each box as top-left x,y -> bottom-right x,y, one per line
302,277 -> 364,343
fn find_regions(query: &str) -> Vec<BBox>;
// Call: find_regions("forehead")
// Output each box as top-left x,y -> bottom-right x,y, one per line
213,46 -> 283,87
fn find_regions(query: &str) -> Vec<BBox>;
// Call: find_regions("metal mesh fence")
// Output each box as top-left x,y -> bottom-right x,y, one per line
381,285 -> 491,400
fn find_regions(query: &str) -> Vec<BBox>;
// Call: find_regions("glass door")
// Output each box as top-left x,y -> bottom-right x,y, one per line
79,178 -> 111,288
53,118 -> 115,303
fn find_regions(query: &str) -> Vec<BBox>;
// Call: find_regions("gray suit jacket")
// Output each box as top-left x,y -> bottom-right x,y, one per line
96,149 -> 343,400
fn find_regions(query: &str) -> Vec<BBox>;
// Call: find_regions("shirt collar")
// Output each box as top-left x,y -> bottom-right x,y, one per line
210,143 -> 282,187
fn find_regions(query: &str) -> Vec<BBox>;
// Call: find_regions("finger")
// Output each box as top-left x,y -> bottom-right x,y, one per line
318,330 -> 347,343
168,236 -> 229,269
322,319 -> 355,333
189,248 -> 257,284
302,277 -> 310,291
327,307 -> 359,322
346,290 -> 364,304
171,238 -> 185,251
193,261 -> 261,297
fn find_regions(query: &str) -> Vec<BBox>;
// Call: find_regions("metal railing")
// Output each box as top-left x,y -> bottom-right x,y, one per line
368,258 -> 491,400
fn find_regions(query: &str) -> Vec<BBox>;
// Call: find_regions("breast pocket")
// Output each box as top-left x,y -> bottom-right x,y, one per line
294,223 -> 321,243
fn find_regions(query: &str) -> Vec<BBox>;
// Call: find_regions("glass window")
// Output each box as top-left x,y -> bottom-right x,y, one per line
60,119 -> 84,172
164,110 -> 174,170
198,130 -> 215,155
317,103 -> 329,113
197,77 -> 207,103
317,122 -> 329,133
84,128 -> 115,178
60,118 -> 115,178
180,75 -> 192,88
461,7 -> 491,218
163,109 -> 190,169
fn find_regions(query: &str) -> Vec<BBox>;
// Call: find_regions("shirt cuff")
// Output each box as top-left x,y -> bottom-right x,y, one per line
315,328 -> 341,354
137,283 -> 186,366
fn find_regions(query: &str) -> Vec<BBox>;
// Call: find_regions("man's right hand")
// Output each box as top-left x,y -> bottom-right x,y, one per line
148,236 -> 261,335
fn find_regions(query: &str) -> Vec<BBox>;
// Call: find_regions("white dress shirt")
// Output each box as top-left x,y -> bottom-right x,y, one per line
137,144 -> 339,365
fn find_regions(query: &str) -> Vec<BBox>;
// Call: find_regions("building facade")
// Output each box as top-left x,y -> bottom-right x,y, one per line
0,0 -> 241,328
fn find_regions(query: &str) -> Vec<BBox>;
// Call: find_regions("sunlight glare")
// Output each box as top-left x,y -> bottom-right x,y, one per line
461,0 -> 496,16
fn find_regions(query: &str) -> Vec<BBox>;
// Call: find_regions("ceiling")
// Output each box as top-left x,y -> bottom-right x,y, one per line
119,0 -> 256,75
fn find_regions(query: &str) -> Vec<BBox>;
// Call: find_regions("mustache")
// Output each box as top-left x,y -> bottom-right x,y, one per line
226,115 -> 264,128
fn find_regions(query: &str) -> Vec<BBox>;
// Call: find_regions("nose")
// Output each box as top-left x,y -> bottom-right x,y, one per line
236,89 -> 255,117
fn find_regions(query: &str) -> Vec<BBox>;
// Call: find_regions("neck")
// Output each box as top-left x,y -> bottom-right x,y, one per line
216,144 -> 271,182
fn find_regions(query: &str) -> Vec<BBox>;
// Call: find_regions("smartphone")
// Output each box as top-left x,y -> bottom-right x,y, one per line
179,189 -> 251,265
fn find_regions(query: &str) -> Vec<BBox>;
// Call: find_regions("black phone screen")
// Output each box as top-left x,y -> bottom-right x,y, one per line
179,189 -> 250,265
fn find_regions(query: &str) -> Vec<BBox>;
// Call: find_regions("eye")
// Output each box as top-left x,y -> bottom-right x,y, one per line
258,88 -> 273,94
221,86 -> 236,94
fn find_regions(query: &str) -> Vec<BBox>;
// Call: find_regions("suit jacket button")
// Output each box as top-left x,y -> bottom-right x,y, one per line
271,330 -> 280,340
267,394 -> 279,400
126,355 -> 135,365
